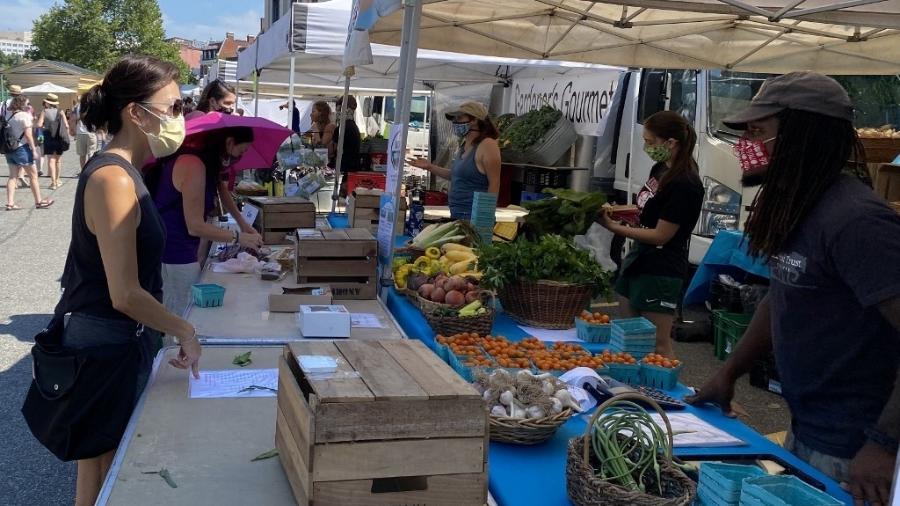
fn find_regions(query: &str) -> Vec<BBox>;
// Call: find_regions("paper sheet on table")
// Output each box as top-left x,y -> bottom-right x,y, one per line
650,412 -> 745,447
351,313 -> 385,328
517,325 -> 580,342
189,369 -> 278,399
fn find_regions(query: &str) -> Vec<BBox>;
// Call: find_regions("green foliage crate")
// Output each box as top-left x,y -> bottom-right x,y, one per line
713,310 -> 753,360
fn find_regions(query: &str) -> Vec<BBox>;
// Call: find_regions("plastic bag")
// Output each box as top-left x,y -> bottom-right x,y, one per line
212,252 -> 262,274
574,223 -> 618,271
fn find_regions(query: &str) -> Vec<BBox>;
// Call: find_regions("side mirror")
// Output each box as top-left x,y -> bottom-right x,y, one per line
363,97 -> 373,117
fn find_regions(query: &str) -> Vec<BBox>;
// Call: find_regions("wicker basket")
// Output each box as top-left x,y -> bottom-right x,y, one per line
566,393 -> 696,506
425,307 -> 495,336
498,279 -> 594,329
490,408 -> 573,445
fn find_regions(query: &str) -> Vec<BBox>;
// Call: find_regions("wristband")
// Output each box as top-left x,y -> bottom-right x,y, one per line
232,229 -> 239,245
865,427 -> 899,454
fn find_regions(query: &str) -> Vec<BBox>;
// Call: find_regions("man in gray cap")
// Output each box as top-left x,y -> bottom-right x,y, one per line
688,72 -> 899,506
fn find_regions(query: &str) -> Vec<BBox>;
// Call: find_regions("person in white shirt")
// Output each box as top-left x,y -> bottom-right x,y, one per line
73,101 -> 98,169
5,95 -> 53,210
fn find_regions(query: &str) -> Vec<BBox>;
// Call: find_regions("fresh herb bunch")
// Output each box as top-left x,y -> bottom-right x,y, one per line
477,235 -> 612,297
522,188 -> 606,239
498,106 -> 562,151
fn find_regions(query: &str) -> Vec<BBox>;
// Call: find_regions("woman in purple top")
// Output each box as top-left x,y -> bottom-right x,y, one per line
148,127 -> 263,316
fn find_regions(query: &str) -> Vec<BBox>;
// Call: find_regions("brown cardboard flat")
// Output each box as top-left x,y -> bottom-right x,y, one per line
268,284 -> 333,312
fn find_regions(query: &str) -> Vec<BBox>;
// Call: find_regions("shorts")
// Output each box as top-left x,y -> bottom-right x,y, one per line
615,273 -> 683,314
162,262 -> 202,317
63,312 -> 161,397
5,144 -> 34,167
76,132 -> 97,157
42,130 -> 65,155
784,431 -> 851,483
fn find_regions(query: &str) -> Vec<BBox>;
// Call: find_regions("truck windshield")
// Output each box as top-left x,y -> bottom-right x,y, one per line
708,70 -> 900,141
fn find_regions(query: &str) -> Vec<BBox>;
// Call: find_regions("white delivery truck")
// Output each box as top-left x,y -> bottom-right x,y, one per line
595,69 -> 898,264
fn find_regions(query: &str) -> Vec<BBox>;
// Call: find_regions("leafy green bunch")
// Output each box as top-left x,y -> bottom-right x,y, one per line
522,188 -> 606,239
478,234 -> 612,297
499,106 -> 562,151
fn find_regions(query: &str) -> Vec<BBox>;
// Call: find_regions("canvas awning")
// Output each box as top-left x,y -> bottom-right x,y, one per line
21,82 -> 77,94
237,0 -> 621,89
366,0 -> 900,74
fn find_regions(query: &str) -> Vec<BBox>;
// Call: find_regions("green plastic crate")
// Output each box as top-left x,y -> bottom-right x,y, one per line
713,310 -> 753,360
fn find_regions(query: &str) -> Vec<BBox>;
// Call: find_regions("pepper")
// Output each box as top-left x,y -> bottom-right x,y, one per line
425,246 -> 441,260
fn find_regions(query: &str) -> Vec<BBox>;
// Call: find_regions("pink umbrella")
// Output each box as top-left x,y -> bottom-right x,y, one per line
180,112 -> 293,175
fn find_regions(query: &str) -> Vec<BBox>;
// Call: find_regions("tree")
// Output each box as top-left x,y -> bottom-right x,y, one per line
30,0 -> 192,83
0,51 -> 23,69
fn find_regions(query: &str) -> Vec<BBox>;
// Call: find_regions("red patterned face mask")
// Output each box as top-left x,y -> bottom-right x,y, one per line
733,137 -> 775,172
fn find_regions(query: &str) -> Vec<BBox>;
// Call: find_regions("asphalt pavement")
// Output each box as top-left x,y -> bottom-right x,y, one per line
0,148 -> 789,505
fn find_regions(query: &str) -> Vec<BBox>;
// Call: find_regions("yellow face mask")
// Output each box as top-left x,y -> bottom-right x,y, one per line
138,104 -> 186,157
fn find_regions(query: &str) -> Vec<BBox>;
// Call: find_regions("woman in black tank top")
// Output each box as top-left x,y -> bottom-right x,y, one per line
50,56 -> 202,506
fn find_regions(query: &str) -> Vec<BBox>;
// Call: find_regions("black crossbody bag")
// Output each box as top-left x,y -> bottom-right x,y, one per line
21,301 -> 144,462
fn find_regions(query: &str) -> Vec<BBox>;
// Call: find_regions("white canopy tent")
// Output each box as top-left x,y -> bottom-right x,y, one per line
21,82 -> 77,94
366,0 -> 900,75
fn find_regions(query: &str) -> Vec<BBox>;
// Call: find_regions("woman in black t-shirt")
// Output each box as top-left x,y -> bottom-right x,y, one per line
600,111 -> 703,358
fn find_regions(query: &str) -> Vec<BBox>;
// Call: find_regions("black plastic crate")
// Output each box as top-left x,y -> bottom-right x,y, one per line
749,353 -> 782,396
523,168 -> 569,188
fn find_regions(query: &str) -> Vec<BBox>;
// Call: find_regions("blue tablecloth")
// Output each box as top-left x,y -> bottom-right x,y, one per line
384,288 -> 851,506
684,230 -> 770,306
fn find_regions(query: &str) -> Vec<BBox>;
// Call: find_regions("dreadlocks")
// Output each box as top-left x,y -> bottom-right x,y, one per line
744,109 -> 868,259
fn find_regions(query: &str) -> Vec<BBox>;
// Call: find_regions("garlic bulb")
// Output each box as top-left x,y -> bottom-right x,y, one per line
554,389 -> 583,412
525,405 -> 546,419
550,397 -> 563,414
499,390 -> 515,406
490,405 -> 508,417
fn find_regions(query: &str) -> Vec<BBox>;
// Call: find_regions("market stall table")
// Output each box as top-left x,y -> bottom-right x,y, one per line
187,266 -> 404,342
422,205 -> 528,223
384,288 -> 853,506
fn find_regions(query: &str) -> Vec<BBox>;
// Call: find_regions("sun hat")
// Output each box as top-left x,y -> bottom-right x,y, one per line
723,71 -> 853,130
445,101 -> 488,121
44,93 -> 59,106
9,84 -> 22,95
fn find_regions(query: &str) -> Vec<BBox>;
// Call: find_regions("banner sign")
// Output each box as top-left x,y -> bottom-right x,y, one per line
506,71 -> 621,136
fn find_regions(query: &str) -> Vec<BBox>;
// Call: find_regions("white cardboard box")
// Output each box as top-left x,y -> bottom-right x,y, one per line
296,305 -> 351,338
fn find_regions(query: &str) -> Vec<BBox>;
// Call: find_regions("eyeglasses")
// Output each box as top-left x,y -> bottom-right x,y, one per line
140,98 -> 184,118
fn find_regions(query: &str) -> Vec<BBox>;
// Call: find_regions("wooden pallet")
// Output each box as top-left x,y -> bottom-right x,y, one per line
247,196 -> 316,245
295,229 -> 377,300
277,340 -> 487,506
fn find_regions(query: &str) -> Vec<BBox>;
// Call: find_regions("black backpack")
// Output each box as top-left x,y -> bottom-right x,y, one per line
0,104 -> 24,154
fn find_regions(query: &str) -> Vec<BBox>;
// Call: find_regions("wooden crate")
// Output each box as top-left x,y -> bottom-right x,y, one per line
247,196 -> 316,245
861,137 -> 900,164
295,229 -> 377,300
347,193 -> 407,237
276,340 -> 488,506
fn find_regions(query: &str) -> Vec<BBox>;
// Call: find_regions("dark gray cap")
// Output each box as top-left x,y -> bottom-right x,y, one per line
723,71 -> 853,130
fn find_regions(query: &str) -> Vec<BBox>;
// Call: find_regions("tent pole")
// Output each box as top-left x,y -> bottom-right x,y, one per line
383,0 -> 423,288
253,70 -> 260,116
287,55 -> 296,127
331,72 -> 352,213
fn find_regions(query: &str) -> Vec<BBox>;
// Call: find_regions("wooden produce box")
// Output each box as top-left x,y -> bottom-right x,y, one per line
861,137 -> 900,164
347,191 -> 407,236
295,228 -> 377,300
276,340 -> 488,506
247,196 -> 316,245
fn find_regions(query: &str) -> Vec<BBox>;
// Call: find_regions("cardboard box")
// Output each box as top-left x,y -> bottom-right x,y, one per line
276,340 -> 488,506
296,304 -> 351,338
268,284 -> 333,313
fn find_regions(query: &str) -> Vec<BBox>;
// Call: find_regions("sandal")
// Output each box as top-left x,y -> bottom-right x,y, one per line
5,204 -> 22,211
49,182 -> 59,190
35,199 -> 54,209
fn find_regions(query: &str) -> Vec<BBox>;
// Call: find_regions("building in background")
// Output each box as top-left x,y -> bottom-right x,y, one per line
0,31 -> 34,57
166,36 -> 204,79
201,32 -> 255,83
264,0 -> 295,30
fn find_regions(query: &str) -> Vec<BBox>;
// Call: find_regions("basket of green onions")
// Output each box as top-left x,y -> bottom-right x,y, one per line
565,393 -> 696,506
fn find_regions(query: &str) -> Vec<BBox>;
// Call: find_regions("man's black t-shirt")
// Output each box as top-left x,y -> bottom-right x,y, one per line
629,163 -> 704,278
769,175 -> 900,459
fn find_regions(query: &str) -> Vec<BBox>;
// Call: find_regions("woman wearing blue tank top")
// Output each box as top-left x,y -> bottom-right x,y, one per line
408,101 -> 501,219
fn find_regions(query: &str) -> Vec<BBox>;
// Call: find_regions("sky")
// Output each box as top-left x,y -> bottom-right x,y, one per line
0,0 -> 262,43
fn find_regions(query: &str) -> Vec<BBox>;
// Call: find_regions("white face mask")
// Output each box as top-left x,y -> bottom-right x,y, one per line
138,105 -> 185,158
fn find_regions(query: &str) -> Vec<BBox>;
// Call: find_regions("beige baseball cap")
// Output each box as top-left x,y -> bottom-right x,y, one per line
723,71 -> 853,130
445,101 -> 488,121
9,84 -> 22,95
44,93 -> 59,105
